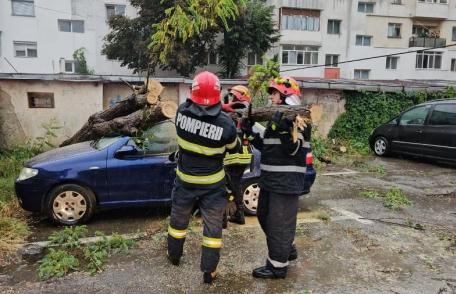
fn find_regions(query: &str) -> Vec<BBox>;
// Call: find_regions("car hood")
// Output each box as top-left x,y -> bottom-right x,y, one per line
27,141 -> 97,167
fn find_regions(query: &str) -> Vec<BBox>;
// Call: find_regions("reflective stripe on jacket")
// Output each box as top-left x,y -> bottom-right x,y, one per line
175,99 -> 239,189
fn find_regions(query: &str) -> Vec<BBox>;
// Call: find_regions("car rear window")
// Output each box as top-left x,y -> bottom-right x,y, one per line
429,104 -> 456,126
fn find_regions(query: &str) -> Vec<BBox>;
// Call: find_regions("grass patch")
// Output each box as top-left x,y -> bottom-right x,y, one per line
0,218 -> 30,263
359,190 -> 381,199
307,209 -> 331,222
37,226 -> 136,279
383,188 -> 412,210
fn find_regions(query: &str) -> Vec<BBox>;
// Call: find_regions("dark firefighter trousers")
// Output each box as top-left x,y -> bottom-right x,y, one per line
225,165 -> 247,212
257,188 -> 299,268
168,182 -> 227,273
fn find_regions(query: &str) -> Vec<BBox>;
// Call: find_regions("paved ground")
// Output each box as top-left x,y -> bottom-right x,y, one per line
1,156 -> 455,293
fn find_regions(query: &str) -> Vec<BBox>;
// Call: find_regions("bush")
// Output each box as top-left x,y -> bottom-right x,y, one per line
37,249 -> 79,280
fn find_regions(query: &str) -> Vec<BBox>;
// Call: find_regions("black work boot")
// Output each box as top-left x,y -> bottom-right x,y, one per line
229,210 -> 245,225
288,244 -> 298,261
252,261 -> 287,279
203,271 -> 218,284
167,251 -> 180,266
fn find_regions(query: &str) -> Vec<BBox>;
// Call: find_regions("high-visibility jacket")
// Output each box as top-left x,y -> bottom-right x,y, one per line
223,136 -> 252,166
175,99 -> 240,189
249,118 -> 311,195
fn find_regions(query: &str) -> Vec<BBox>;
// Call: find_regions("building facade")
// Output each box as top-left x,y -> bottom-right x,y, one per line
264,0 -> 456,80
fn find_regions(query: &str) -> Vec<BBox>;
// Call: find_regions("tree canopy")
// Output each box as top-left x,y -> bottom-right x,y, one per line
102,0 -> 278,78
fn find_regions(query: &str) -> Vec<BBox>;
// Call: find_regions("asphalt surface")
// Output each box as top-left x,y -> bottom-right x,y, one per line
1,155 -> 455,293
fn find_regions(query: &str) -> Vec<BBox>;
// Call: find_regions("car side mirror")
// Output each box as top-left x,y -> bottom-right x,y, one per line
115,145 -> 137,157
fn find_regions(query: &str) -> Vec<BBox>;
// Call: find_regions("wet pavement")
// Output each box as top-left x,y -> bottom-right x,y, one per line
1,156 -> 455,293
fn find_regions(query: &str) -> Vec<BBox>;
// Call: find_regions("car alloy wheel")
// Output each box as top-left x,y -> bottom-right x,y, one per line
47,183 -> 96,225
52,191 -> 87,222
374,137 -> 388,156
242,180 -> 260,215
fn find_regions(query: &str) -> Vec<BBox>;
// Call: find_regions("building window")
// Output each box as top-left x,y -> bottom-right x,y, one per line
28,92 -> 54,108
391,0 -> 402,4
354,69 -> 370,80
415,51 -> 442,69
13,41 -> 37,57
386,56 -> 399,69
11,0 -> 34,17
64,61 -> 74,73
451,59 -> 456,72
106,4 -> 126,19
281,45 -> 319,65
327,20 -> 341,34
388,23 -> 402,38
418,0 -> 448,3
452,27 -> 456,41
58,20 -> 85,33
247,53 -> 262,66
325,54 -> 339,67
356,35 -> 372,46
358,2 -> 374,13
281,9 -> 320,32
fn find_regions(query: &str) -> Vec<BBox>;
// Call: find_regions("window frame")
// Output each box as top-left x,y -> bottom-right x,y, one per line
358,2 -> 375,13
354,69 -> 370,80
281,45 -> 319,66
399,105 -> 431,126
388,23 -> 402,38
356,35 -> 372,46
451,59 -> 456,72
13,41 -> 37,58
281,14 -> 320,32
415,50 -> 443,69
11,0 -> 35,17
27,92 -> 55,108
386,56 -> 399,70
325,54 -> 339,67
327,19 -> 341,35
106,4 -> 126,19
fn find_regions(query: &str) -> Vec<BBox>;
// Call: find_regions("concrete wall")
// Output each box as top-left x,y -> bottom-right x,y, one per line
301,88 -> 345,137
103,83 -> 134,109
0,80 -> 102,146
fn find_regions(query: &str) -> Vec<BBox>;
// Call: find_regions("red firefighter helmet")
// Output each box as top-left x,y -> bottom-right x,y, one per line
228,85 -> 252,103
267,76 -> 301,97
191,71 -> 221,106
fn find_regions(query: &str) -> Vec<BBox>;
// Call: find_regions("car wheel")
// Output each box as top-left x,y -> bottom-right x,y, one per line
46,184 -> 96,225
373,136 -> 390,156
241,178 -> 260,216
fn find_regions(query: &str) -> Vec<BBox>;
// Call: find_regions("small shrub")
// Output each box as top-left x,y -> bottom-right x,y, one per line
48,225 -> 88,248
383,188 -> 411,210
37,249 -> 79,280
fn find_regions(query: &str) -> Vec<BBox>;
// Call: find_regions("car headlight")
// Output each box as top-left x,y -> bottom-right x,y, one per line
17,168 -> 39,181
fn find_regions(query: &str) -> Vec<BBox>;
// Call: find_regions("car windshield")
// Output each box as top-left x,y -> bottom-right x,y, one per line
91,137 -> 120,150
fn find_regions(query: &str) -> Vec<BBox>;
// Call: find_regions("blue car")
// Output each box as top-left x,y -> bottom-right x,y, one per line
15,121 -> 316,225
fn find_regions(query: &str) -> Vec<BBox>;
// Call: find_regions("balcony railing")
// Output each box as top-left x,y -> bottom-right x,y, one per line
409,37 -> 446,48
281,0 -> 324,10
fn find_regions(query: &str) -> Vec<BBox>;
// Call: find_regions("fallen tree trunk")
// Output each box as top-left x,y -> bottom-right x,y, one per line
61,79 -> 311,147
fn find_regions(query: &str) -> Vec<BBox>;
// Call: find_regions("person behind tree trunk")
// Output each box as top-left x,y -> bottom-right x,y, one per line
241,76 -> 311,279
167,71 -> 240,284
221,85 -> 253,227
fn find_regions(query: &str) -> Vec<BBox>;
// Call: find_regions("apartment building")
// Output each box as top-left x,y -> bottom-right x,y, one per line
263,0 -> 456,80
0,0 -> 137,75
1,0 -> 455,80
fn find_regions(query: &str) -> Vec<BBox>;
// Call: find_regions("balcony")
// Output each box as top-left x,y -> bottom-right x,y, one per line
414,2 -> 449,19
280,0 -> 324,10
409,37 -> 446,48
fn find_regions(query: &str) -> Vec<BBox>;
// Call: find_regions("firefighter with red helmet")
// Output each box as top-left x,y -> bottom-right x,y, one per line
167,71 -> 240,284
241,76 -> 312,279
221,85 -> 253,226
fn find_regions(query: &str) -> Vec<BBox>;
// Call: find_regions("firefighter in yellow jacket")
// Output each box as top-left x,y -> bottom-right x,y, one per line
222,85 -> 253,225
167,71 -> 240,284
